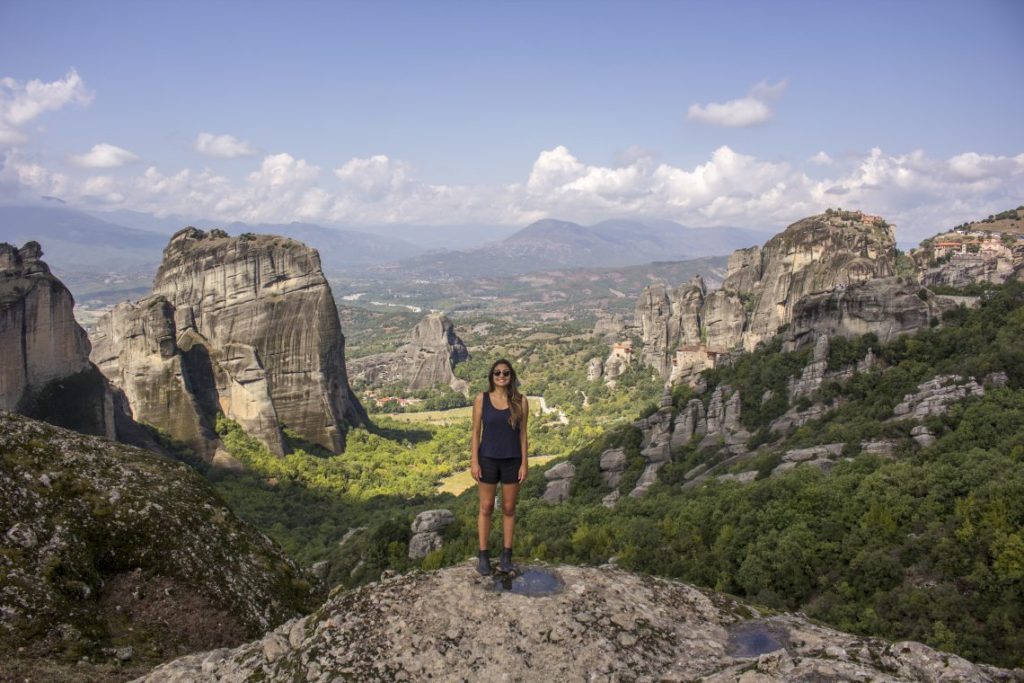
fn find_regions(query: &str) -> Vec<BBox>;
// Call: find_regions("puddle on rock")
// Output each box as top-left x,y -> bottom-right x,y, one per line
488,567 -> 564,596
726,621 -> 789,657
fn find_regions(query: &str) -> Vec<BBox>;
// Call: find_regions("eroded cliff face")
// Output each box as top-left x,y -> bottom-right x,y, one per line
0,242 -> 114,437
637,212 -> 897,382
785,278 -> 971,349
91,228 -> 366,457
741,212 -> 895,350
348,313 -> 470,394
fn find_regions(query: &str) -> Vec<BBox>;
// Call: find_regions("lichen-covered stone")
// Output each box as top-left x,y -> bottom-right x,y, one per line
137,564 -> 1020,682
0,412 -> 309,663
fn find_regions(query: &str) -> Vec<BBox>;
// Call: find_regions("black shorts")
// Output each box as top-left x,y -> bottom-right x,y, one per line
479,456 -> 520,485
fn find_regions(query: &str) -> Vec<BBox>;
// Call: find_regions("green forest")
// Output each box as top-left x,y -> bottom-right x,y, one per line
210,282 -> 1024,668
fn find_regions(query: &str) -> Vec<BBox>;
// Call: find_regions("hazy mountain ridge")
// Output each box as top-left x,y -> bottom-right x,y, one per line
393,217 -> 771,278
0,206 -> 427,282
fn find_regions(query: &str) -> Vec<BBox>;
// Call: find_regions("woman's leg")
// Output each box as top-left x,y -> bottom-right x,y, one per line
500,482 -> 519,549
477,482 -> 497,551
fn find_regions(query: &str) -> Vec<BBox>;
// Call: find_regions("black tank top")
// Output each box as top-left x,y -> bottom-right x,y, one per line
480,392 -> 521,460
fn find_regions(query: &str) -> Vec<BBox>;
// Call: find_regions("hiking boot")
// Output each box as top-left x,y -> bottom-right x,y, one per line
499,548 -> 514,573
476,550 -> 491,575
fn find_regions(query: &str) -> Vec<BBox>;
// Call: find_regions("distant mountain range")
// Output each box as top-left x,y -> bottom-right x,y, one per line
392,218 -> 771,277
0,205 -> 425,278
0,205 -> 168,275
0,205 -> 772,284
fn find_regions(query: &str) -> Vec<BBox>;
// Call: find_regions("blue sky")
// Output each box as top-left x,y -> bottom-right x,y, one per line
1,0 -> 1022,240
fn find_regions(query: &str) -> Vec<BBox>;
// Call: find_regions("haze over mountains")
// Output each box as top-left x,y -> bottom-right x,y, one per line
0,204 -> 772,284
377,217 -> 771,278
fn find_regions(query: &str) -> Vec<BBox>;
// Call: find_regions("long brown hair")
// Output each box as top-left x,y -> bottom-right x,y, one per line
488,358 -> 524,429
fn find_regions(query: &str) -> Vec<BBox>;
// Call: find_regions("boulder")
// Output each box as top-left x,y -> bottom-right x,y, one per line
911,425 -> 936,448
586,357 -> 604,382
542,462 -> 576,504
411,509 -> 455,534
408,509 -> 455,559
782,444 -> 844,463
598,448 -> 627,489
860,440 -> 898,456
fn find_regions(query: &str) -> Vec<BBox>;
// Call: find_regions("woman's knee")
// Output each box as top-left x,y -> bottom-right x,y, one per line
479,500 -> 495,516
501,502 -> 516,517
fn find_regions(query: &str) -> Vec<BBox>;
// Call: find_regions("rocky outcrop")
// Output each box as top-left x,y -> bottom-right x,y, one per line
628,393 -> 675,498
0,412 -> 309,665
637,211 -> 897,382
602,341 -> 633,383
0,242 -> 115,438
772,443 -> 845,476
592,313 -> 626,342
912,425 -> 937,448
91,228 -> 366,457
137,563 -> 1020,682
921,251 -> 1020,288
407,509 -> 455,559
671,398 -> 708,448
721,245 -> 763,294
741,211 -> 896,350
892,375 -> 985,420
542,461 -> 576,504
348,313 -> 469,394
786,278 -> 969,350
770,402 -> 831,433
789,335 -> 830,398
598,448 -> 627,489
586,357 -> 603,382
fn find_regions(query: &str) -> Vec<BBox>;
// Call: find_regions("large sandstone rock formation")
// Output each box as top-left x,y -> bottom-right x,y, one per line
0,242 -> 114,437
348,313 -> 469,394
0,412 -> 310,676
91,228 -> 366,458
637,211 -> 899,383
785,278 -> 968,349
137,563 -> 1020,682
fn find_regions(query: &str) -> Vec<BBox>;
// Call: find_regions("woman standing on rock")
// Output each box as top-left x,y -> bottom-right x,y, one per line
471,358 -> 529,575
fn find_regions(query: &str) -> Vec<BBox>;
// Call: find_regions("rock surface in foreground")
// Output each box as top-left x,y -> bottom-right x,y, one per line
137,563 -> 1021,682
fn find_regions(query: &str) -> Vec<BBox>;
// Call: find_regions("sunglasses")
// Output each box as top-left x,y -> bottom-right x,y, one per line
492,369 -> 511,377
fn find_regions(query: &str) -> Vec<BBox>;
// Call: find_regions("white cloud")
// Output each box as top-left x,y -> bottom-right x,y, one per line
70,143 -> 140,168
3,143 -> 1023,243
249,153 -> 319,187
810,151 -> 834,165
334,154 -> 410,200
688,79 -> 787,127
194,132 -> 258,158
0,69 -> 92,145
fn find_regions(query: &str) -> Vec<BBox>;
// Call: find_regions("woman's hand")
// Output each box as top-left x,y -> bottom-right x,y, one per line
518,463 -> 528,483
471,460 -> 482,482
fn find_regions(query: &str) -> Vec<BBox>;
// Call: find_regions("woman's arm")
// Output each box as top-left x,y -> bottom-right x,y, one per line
470,393 -> 484,482
518,397 -> 529,482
